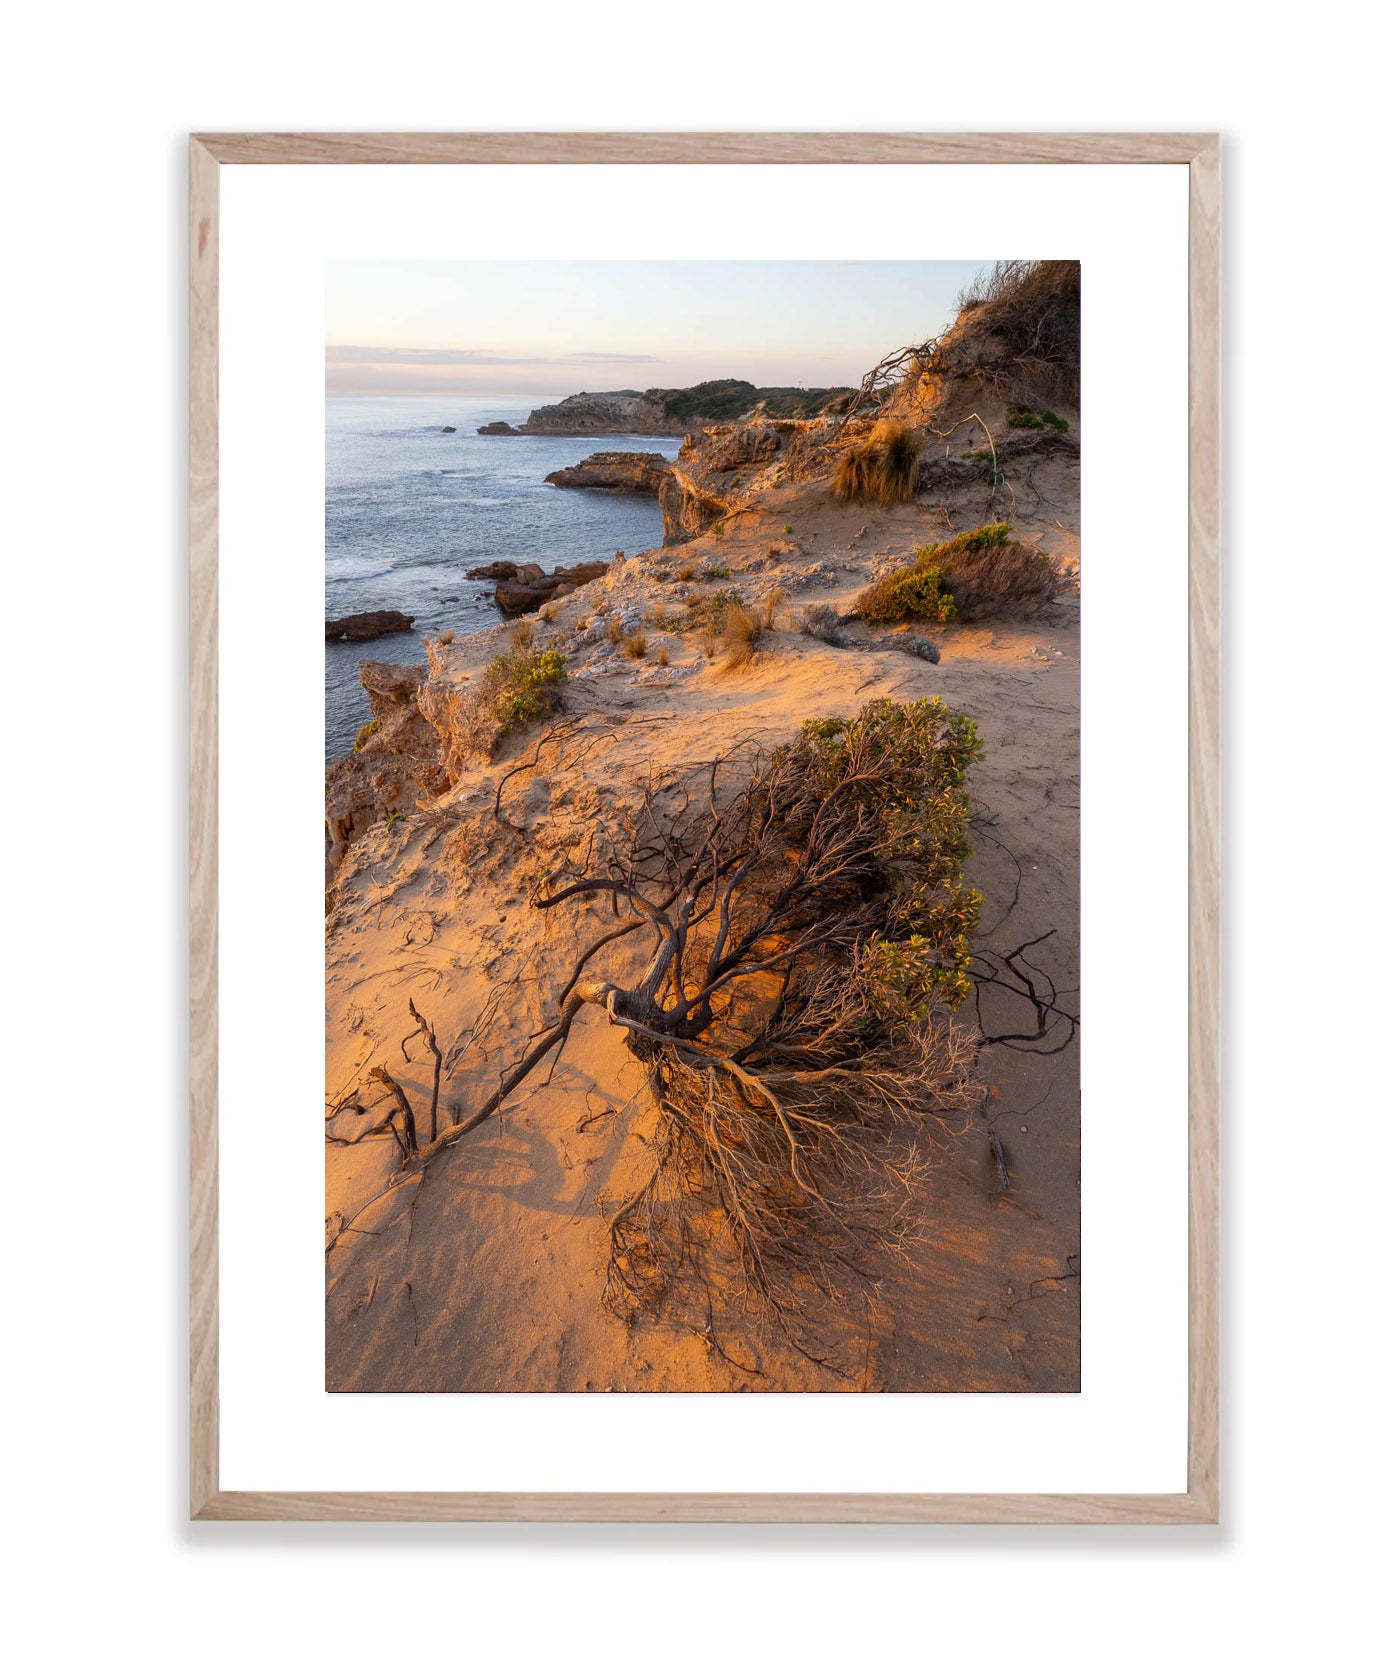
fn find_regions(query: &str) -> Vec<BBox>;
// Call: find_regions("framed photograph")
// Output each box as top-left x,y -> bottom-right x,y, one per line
191,131 -> 1219,1521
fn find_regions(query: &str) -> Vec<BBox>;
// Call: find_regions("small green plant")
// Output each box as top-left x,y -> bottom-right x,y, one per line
469,645 -> 569,755
1008,406 -> 1069,432
705,563 -> 731,580
353,719 -> 380,752
710,518 -> 726,536
385,811 -> 404,833
648,607 -> 683,632
782,524 -> 793,535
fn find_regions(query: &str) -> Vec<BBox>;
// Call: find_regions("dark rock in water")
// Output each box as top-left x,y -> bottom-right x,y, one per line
477,420 -> 520,436
325,609 -> 415,642
495,579 -> 556,616
441,595 -> 459,603
544,451 -> 672,494
440,426 -> 457,433
494,559 -> 612,617
466,560 -> 521,580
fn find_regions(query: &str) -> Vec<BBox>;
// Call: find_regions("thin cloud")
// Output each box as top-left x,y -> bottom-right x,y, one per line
325,345 -> 657,367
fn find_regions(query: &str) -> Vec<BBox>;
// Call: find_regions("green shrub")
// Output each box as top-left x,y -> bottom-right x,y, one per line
856,566 -> 957,624
470,645 -> 568,755
353,719 -> 381,752
784,697 -> 983,1007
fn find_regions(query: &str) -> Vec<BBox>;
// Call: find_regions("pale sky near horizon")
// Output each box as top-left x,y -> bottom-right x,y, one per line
326,260 -> 994,396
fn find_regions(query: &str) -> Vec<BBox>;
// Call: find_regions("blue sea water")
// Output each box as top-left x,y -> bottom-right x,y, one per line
325,395 -> 681,761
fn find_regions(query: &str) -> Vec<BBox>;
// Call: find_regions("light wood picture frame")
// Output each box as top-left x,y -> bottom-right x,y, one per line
190,130 -> 1219,1523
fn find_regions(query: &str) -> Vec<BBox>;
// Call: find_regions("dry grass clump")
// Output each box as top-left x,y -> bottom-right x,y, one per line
540,600 -> 560,624
606,617 -> 625,645
437,629 -> 455,645
856,522 -> 1061,625
623,628 -> 648,659
760,584 -> 786,630
656,645 -> 670,667
719,601 -> 761,671
677,562 -> 697,582
468,644 -> 568,757
833,418 -> 923,506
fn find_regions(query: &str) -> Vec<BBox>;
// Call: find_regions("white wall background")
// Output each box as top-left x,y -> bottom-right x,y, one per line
5,5 -> 1392,1676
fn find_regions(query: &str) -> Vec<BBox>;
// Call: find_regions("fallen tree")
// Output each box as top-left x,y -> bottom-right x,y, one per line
335,699 -> 991,1357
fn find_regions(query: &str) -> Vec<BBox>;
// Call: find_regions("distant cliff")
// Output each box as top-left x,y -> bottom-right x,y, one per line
478,379 -> 854,437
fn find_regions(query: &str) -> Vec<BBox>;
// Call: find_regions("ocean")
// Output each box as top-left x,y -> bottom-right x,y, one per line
325,395 -> 681,761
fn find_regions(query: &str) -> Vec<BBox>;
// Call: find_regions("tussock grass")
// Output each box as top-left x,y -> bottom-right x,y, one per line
760,584 -> 786,630
623,628 -> 649,659
605,617 -> 624,645
833,419 -> 922,506
720,601 -> 761,671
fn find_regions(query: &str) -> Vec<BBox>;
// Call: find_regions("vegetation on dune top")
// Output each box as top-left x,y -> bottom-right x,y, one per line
650,378 -> 856,426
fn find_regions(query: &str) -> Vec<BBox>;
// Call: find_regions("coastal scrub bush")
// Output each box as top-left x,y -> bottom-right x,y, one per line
858,522 -> 1059,625
353,719 -> 380,752
855,566 -> 957,624
469,645 -> 568,756
833,419 -> 922,506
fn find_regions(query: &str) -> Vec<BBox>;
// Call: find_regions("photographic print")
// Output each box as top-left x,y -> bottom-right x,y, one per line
323,257 -> 1082,1395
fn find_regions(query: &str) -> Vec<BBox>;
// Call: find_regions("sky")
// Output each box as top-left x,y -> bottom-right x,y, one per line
326,260 -> 994,396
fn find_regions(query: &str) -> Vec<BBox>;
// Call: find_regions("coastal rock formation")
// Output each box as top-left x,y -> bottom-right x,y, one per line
325,609 -> 415,642
440,426 -> 457,433
493,559 -> 610,616
544,452 -> 672,494
478,380 -> 856,439
465,560 -> 521,580
658,416 -> 829,544
323,660 -> 447,860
